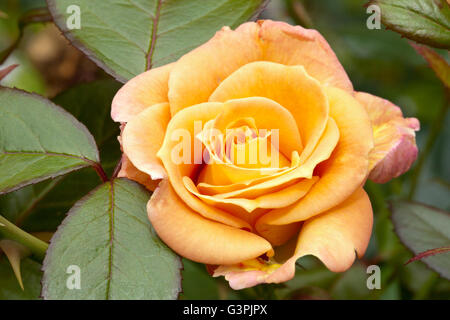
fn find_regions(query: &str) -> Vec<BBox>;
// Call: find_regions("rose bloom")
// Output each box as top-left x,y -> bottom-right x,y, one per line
111,20 -> 419,290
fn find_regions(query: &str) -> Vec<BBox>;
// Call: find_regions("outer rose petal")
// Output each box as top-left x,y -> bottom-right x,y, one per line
355,92 -> 419,184
258,87 -> 373,225
259,20 -> 353,92
148,179 -> 272,265
169,20 -> 352,115
294,188 -> 373,272
214,188 -> 373,289
111,63 -> 173,122
122,102 -> 171,180
118,154 -> 160,191
168,23 -> 261,115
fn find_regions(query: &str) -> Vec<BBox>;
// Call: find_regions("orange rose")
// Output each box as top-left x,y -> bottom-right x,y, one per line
111,20 -> 419,289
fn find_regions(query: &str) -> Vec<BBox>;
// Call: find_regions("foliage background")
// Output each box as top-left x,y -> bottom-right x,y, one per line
0,0 -> 448,300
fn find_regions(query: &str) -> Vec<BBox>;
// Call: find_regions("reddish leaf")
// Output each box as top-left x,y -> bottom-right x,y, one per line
405,246 -> 450,265
411,42 -> 450,87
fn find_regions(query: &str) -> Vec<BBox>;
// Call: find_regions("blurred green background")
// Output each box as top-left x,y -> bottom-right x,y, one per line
0,0 -> 448,300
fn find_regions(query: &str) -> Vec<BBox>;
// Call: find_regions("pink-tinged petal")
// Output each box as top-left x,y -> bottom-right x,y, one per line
111,63 -> 173,122
214,188 -> 373,289
122,102 -> 171,180
355,92 -> 420,184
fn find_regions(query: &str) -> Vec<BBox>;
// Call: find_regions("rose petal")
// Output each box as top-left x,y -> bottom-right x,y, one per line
122,102 -> 171,180
168,23 -> 261,115
355,92 -> 419,183
209,61 -> 328,162
169,20 -> 352,115
214,188 -> 373,289
228,117 -> 338,219
212,96 -> 303,163
197,96 -> 303,185
148,179 -> 272,265
157,101 -> 252,230
117,154 -> 160,191
196,151 -> 302,196
183,175 -> 318,213
111,63 -> 173,122
259,20 -> 353,92
258,87 -> 373,225
295,188 -> 373,272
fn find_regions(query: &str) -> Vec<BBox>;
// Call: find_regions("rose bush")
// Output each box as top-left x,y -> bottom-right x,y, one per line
111,20 -> 419,290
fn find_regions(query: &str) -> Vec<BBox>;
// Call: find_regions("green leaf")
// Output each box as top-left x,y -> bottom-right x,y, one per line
369,0 -> 450,49
0,80 -> 121,232
0,87 -> 99,194
391,201 -> 450,279
52,79 -> 122,175
0,257 -> 43,299
47,0 -> 269,82
42,178 -> 182,300
180,259 -> 219,300
410,42 -> 450,87
330,263 -> 375,300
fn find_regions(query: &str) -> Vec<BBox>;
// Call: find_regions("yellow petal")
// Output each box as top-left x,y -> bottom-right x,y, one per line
122,102 -> 171,180
157,101 -> 252,230
217,117 -> 338,204
184,175 -> 318,213
196,96 -> 303,186
147,179 -> 272,265
111,63 -> 173,122
355,92 -> 419,183
196,151 -> 301,196
259,87 -> 373,225
212,97 -> 303,159
210,61 -> 328,162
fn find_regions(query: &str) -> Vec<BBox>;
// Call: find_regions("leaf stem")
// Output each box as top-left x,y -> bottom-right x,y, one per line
0,215 -> 48,262
408,89 -> 449,199
111,158 -> 123,179
92,162 -> 109,183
